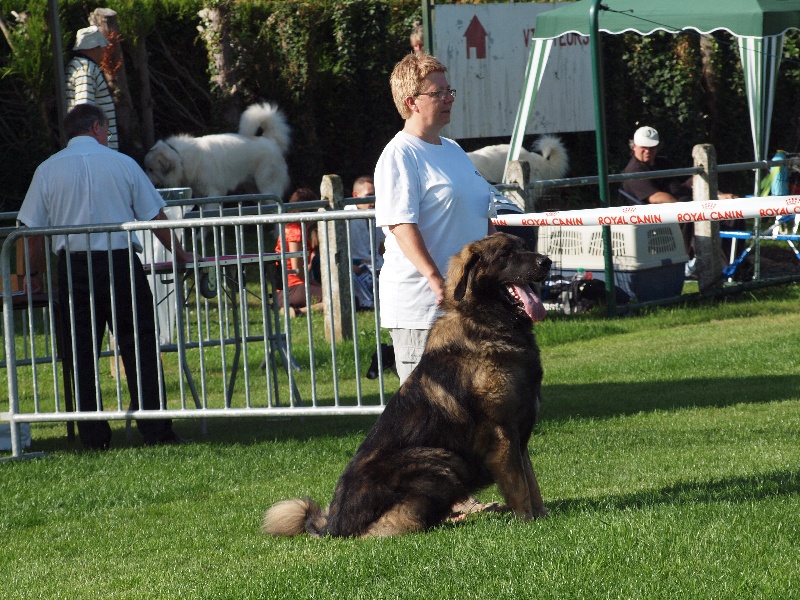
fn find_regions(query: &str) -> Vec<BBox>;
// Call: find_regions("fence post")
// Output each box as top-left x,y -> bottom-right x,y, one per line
505,160 -> 533,211
319,175 -> 353,342
692,144 -> 724,293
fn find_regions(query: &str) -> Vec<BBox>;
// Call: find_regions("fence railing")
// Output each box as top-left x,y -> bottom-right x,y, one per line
5,152 -> 800,457
2,188 -> 390,456
501,145 -> 800,294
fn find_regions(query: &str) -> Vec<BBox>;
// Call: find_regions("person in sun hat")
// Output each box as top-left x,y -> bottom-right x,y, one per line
66,25 -> 118,150
622,125 -> 738,276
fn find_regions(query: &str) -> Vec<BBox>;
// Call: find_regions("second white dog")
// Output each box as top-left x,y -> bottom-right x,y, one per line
144,102 -> 291,199
467,135 -> 568,184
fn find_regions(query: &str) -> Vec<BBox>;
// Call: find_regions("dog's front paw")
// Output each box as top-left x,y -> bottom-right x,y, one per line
514,505 -> 548,520
532,505 -> 549,519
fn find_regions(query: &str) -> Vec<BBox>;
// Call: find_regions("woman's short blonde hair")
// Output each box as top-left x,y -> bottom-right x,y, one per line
390,53 -> 447,120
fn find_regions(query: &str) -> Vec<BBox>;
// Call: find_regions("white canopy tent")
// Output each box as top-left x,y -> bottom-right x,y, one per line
507,0 -> 800,187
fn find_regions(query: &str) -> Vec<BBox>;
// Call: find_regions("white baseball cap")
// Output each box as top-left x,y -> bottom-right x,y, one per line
73,26 -> 109,51
633,126 -> 660,148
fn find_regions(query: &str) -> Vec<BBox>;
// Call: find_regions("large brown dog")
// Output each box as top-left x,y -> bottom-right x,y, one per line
262,233 -> 552,538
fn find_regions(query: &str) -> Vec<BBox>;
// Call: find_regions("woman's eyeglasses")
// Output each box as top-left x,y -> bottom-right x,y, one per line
414,89 -> 457,100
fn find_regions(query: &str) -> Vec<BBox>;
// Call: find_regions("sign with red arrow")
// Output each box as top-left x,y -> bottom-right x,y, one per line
434,3 -> 594,139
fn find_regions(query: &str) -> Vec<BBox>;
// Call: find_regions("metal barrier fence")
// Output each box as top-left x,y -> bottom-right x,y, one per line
6,151 -> 800,456
2,192 -> 391,456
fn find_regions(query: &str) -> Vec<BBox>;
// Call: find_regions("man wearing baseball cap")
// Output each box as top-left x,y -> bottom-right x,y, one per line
623,126 -> 704,205
622,125 -> 737,275
66,26 -> 118,150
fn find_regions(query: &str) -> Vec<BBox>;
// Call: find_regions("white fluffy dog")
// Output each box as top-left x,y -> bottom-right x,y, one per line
467,135 -> 569,184
144,103 -> 291,199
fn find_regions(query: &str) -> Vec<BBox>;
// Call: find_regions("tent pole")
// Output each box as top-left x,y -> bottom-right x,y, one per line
421,0 -> 434,55
589,0 -> 616,315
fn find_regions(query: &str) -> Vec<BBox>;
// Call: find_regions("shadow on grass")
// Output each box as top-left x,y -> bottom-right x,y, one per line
553,469 -> 800,514
24,413 -> 382,454
21,374 -> 798,453
542,375 -> 800,422
194,414 -> 381,444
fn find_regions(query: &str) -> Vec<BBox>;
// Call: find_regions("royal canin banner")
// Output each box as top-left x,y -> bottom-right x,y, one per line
492,197 -> 800,228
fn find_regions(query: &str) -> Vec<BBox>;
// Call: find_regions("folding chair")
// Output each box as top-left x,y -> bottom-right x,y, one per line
722,151 -> 800,279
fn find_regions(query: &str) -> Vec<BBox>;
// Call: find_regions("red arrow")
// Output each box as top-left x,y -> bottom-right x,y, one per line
464,15 -> 488,59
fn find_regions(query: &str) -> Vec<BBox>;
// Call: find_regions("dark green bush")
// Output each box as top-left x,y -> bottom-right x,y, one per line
1,0 -> 799,211
0,0 -> 418,210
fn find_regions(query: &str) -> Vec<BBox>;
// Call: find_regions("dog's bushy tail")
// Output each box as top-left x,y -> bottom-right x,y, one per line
239,103 -> 291,155
261,497 -> 328,537
532,135 -> 569,180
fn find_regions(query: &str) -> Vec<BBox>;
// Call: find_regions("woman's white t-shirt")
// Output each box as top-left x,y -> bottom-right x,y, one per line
374,132 -> 495,329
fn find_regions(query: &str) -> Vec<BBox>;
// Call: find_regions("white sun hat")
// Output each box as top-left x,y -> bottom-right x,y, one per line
73,26 -> 109,51
633,126 -> 660,148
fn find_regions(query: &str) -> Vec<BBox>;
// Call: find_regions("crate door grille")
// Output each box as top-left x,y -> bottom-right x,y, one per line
646,226 -> 678,255
588,230 -> 627,256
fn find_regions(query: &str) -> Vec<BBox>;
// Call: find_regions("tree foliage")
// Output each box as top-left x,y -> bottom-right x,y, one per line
2,1 -> 800,210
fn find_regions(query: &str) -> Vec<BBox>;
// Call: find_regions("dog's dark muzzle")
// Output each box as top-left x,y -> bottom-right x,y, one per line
535,255 -> 552,279
525,253 -> 552,283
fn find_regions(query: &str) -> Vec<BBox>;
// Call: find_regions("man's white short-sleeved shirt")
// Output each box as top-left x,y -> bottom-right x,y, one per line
374,132 -> 494,329
19,136 -> 165,253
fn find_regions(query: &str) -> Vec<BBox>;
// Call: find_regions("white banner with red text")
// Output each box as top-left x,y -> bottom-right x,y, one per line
491,196 -> 800,228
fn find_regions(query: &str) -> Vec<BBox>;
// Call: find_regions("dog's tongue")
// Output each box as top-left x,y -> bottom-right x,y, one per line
509,283 -> 546,322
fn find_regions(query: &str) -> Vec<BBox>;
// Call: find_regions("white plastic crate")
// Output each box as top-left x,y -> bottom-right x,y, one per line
537,224 -> 689,302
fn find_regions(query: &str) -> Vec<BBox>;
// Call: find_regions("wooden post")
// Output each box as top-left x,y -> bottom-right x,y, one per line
319,175 -> 353,343
692,144 -> 724,294
505,160 -> 533,212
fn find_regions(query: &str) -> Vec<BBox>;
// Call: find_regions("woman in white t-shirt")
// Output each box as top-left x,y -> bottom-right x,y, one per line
374,53 -> 497,384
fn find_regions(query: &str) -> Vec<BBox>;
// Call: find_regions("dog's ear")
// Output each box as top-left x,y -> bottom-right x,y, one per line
452,251 -> 480,302
155,151 -> 174,175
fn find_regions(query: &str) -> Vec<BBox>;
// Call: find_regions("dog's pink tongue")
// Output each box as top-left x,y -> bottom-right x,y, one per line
511,284 -> 546,322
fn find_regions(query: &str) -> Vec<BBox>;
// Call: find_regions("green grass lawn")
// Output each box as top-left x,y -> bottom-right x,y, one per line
2,283 -> 800,599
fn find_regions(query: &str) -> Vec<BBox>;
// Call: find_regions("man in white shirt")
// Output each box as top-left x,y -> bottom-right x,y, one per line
19,103 -> 193,449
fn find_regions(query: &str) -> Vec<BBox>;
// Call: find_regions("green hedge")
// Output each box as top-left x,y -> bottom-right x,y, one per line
0,0 -> 419,211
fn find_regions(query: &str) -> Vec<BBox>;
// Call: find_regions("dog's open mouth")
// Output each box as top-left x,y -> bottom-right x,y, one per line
505,283 -> 546,322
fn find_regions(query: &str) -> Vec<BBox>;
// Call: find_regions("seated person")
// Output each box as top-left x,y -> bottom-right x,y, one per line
274,187 -> 323,313
410,21 -> 424,55
345,176 -> 385,309
622,125 -> 738,275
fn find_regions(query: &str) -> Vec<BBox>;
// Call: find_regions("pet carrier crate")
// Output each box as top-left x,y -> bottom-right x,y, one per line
537,223 -> 688,302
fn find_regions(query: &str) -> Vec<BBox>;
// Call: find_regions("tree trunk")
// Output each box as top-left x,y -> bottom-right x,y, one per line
197,5 -> 242,130
137,35 -> 155,151
90,7 -> 140,155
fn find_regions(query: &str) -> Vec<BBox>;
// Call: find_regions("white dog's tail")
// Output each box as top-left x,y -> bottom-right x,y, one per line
261,497 -> 329,537
531,135 -> 569,181
239,103 -> 291,155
